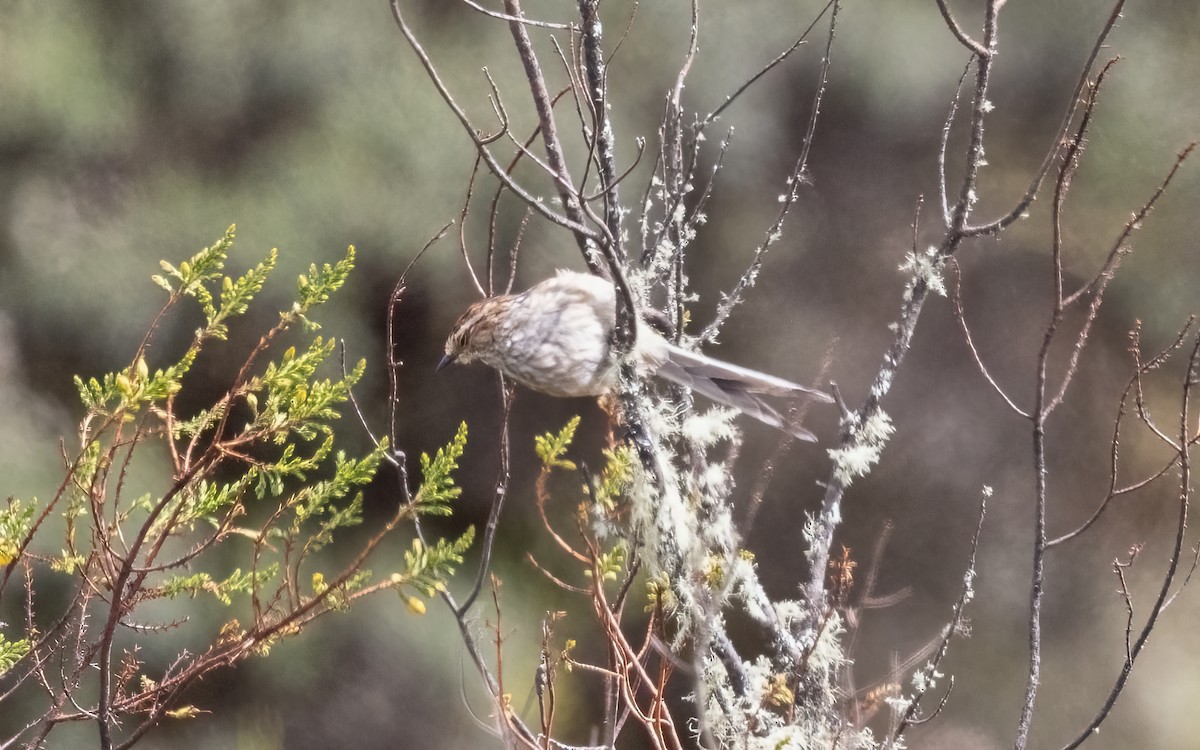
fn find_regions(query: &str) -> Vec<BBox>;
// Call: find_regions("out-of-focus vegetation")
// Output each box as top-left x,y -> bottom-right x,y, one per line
1,1 -> 1198,748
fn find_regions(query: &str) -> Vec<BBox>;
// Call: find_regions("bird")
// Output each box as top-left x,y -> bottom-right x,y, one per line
439,270 -> 832,441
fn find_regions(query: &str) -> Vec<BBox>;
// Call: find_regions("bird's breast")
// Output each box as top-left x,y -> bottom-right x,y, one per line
490,290 -> 616,398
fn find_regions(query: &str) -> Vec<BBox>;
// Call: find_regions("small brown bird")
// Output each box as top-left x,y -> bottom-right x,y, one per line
439,270 -> 832,441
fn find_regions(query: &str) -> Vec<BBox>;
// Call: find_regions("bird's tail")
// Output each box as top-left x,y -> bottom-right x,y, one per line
657,343 -> 832,442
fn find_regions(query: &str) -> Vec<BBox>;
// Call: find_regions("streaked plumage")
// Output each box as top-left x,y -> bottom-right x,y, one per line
440,271 -> 831,441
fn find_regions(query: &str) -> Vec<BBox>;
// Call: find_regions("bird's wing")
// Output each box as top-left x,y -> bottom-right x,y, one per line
657,345 -> 822,442
662,344 -> 833,402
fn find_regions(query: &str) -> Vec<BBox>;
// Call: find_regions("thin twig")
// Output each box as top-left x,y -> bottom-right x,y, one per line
1055,335 -> 1199,750
949,259 -> 1031,418
939,62 -> 974,228
456,0 -> 573,30
390,0 -> 601,243
806,0 -> 998,619
700,0 -> 841,345
458,380 -> 515,614
886,488 -> 987,747
698,3 -> 827,131
578,0 -> 627,263
502,0 -> 599,267
963,0 -> 1128,237
934,0 -> 988,56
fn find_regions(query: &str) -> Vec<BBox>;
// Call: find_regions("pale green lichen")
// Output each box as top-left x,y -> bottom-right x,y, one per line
828,410 -> 894,486
696,613 -> 881,750
899,245 -> 946,297
683,407 -> 739,448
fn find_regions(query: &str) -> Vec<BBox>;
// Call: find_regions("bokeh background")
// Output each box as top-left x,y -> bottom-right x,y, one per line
2,0 -> 1199,747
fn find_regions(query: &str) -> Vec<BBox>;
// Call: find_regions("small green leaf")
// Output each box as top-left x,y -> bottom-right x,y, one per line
535,416 -> 581,470
414,423 -> 468,512
0,498 -> 36,565
0,628 -> 32,676
295,246 -> 355,314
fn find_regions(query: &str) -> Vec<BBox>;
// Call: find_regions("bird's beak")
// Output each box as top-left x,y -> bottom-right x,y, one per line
436,352 -> 457,371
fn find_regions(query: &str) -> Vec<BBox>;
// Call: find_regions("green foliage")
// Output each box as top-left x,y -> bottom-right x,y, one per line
377,424 -> 477,612
535,416 -> 581,470
645,573 -> 677,614
414,422 -> 468,513
3,230 -> 427,745
175,477 -> 252,529
159,564 -> 280,606
532,418 -> 631,513
0,497 -> 35,565
65,231 -> 379,585
207,249 -> 279,339
312,569 -> 374,611
289,442 -> 388,552
702,554 -> 726,588
1,223 -> 481,749
394,526 -> 476,599
294,247 -> 357,328
151,226 -> 236,298
0,628 -> 31,677
593,445 -> 634,511
49,551 -> 86,574
71,232 -> 357,428
170,402 -> 227,441
533,420 -> 632,585
250,337 -> 366,443
586,542 -> 627,583
76,353 -> 193,415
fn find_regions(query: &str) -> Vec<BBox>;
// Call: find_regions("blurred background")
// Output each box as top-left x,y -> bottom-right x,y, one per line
2,0 -> 1199,747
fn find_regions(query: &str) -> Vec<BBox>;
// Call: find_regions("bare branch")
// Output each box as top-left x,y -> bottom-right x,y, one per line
1046,319 -> 1197,547
456,0 -> 573,30
963,0 -> 1128,237
1063,141 -> 1197,307
389,1 -> 601,243
578,0 -> 627,263
1055,335 -> 1199,750
938,62 -> 973,228
949,259 -> 1031,418
459,381 -> 515,614
700,0 -> 841,345
934,0 -> 988,56
698,2 -> 827,131
887,489 -> 987,746
502,0 -> 601,265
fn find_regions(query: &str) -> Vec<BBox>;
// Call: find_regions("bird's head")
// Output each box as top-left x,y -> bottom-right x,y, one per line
438,298 -> 503,371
